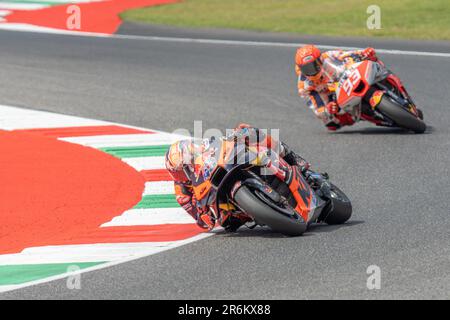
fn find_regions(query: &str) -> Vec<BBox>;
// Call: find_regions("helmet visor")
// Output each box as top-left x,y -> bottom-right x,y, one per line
300,60 -> 322,76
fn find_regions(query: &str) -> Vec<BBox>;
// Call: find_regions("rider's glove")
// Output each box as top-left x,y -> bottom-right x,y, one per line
196,208 -> 215,231
236,123 -> 251,129
326,101 -> 340,115
199,213 -> 215,230
362,47 -> 377,61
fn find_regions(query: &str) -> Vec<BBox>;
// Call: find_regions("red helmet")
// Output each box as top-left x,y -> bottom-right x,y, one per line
295,45 -> 322,78
165,140 -> 194,182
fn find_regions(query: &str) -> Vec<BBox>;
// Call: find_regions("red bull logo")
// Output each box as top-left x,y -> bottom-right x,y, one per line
370,90 -> 384,109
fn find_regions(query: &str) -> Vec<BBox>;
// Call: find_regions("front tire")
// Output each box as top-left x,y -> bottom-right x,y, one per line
234,186 -> 307,236
376,96 -> 426,133
417,108 -> 424,120
322,184 -> 352,225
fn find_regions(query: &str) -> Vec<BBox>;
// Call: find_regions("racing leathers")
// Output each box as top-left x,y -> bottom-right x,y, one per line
296,48 -> 378,131
167,124 -> 310,231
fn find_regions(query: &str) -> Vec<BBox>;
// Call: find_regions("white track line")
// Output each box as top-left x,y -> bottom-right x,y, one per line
60,132 -> 178,148
1,22 -> 449,58
144,181 -> 174,195
0,104 -> 108,129
0,241 -> 186,265
0,233 -> 212,293
0,3 -> 47,9
101,208 -> 194,227
0,23 -> 449,58
0,104 -> 185,140
122,156 -> 166,171
110,34 -> 450,58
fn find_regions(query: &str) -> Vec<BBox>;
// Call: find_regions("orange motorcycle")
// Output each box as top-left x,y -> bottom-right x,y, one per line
190,136 -> 352,236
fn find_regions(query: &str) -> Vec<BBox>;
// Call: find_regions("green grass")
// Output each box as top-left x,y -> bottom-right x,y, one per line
121,0 -> 450,41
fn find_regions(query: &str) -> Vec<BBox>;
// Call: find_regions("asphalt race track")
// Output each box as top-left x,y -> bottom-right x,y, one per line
1,26 -> 450,299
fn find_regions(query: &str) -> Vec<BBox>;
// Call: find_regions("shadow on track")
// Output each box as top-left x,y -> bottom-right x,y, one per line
307,220 -> 365,234
332,126 -> 434,135
213,220 -> 365,238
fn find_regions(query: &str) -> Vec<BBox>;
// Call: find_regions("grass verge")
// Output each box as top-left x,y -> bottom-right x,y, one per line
121,0 -> 450,41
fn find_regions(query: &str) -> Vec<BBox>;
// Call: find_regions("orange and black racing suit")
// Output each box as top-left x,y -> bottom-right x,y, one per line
173,126 -> 309,231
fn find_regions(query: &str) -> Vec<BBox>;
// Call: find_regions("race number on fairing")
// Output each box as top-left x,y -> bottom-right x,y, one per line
342,68 -> 362,96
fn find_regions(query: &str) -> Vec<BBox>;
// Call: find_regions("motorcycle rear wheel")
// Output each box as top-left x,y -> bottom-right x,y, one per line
377,97 -> 426,133
234,186 -> 307,236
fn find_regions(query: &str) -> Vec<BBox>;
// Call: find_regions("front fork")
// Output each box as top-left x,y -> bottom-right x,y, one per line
372,75 -> 420,117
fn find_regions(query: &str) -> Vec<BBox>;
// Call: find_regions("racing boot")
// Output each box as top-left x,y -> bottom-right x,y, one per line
220,210 -> 253,232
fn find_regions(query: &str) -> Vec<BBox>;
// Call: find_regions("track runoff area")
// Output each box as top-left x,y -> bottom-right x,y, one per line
1,105 -> 279,315
0,104 -> 216,293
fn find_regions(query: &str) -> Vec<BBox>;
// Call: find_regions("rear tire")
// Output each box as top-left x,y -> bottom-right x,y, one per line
377,97 -> 426,133
234,186 -> 307,236
322,184 -> 352,225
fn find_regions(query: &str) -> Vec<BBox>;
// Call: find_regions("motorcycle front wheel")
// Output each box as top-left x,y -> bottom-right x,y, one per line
377,96 -> 426,133
234,186 -> 307,236
321,183 -> 352,225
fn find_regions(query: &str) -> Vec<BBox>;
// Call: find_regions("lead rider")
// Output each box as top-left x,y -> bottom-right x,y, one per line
295,44 -> 378,131
165,124 -> 312,232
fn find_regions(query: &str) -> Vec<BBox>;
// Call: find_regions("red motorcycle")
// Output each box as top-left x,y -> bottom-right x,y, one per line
335,59 -> 426,133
